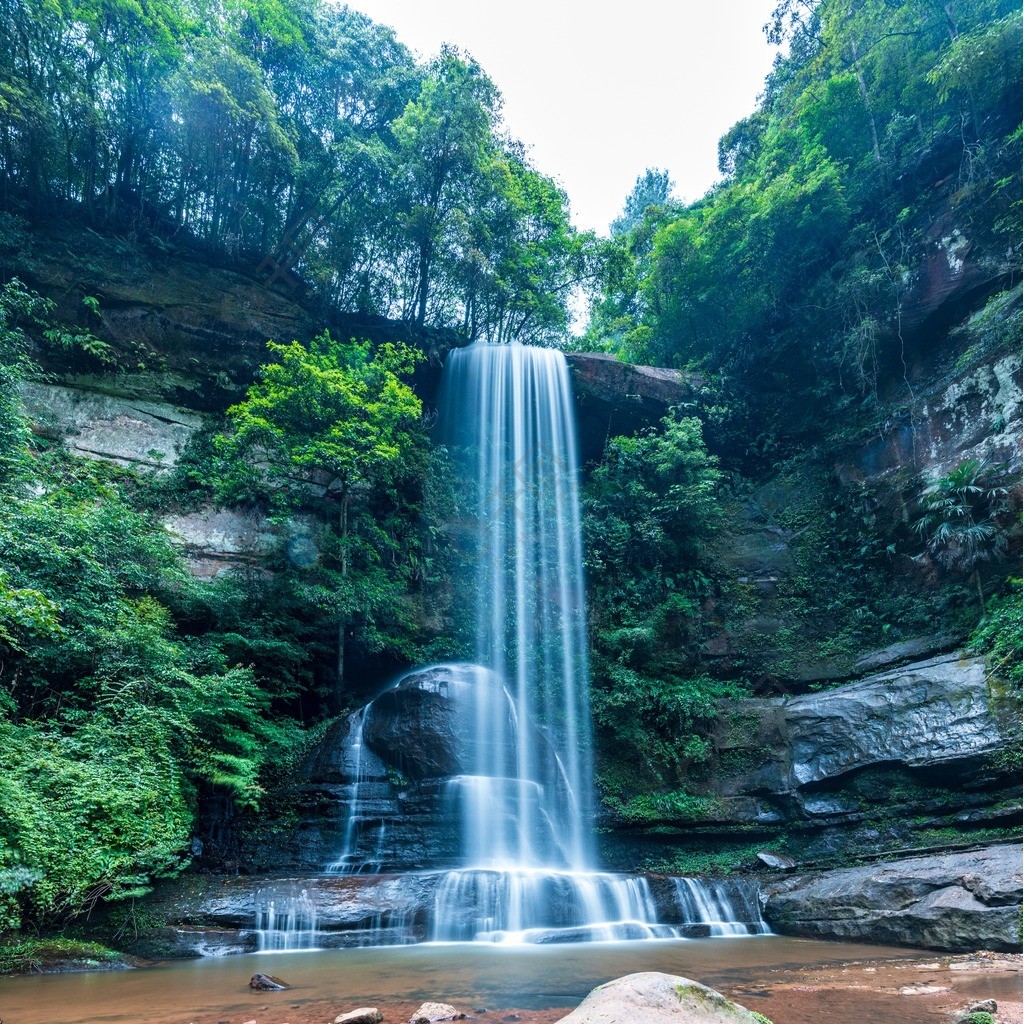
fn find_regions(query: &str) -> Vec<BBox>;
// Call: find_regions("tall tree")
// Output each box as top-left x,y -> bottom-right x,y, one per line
216,334 -> 424,709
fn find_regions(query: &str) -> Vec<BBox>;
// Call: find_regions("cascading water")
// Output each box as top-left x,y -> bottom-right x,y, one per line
307,342 -> 771,948
439,344 -> 593,873
671,878 -> 771,937
254,889 -> 320,951
326,710 -> 392,875
426,344 -> 660,942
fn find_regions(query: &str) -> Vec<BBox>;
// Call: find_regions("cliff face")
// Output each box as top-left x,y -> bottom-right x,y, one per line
600,652 -> 1019,870
11,218 -> 1021,885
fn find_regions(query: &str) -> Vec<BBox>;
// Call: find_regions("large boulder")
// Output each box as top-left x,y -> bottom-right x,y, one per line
764,844 -> 1022,952
241,665 -> 511,873
361,663 -> 503,780
555,972 -> 767,1023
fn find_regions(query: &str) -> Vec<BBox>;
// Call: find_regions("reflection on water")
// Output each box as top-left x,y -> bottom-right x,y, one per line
0,936 -> 940,1024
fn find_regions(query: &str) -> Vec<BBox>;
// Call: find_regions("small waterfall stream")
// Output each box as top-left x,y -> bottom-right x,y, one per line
254,890 -> 319,951
671,878 -> 770,937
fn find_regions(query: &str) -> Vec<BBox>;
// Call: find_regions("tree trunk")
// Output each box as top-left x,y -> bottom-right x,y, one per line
850,40 -> 882,164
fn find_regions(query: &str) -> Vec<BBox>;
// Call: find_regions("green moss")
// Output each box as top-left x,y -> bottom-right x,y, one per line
645,838 -> 787,876
605,790 -> 719,825
0,937 -> 123,974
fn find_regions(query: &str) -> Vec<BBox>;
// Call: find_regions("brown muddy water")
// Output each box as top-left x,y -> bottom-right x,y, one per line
1,938 -> 1019,1024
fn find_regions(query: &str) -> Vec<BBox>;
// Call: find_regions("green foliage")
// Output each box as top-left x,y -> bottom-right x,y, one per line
587,0 -> 1022,460
958,1013 -> 996,1024
218,334 -> 423,507
584,412 -> 731,798
215,333 -> 433,701
604,790 -> 718,826
0,288 -> 312,931
0,937 -> 123,975
644,839 -> 786,876
913,460 -> 1011,575
970,580 -> 1023,680
610,168 -> 677,237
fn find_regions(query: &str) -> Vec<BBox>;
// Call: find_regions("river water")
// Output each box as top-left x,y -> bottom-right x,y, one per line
4,936 -> 1012,1024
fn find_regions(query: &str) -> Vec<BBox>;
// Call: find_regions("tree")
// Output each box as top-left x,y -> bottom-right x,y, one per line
610,168 -> 675,236
217,334 -> 424,708
913,459 -> 1011,604
391,46 -> 500,326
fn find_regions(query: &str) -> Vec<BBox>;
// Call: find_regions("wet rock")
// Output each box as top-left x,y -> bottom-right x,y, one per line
711,653 -> 1004,801
554,972 -> 767,1022
335,1010 -> 383,1024
362,664 -> 490,780
756,851 -> 796,871
852,635 -> 957,674
408,1002 -> 467,1022
249,972 -> 289,990
764,844 -> 1022,952
968,999 -> 997,1013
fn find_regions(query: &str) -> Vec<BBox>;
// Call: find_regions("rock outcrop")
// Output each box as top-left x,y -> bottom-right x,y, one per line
564,353 -> 699,463
162,507 -> 281,578
244,664 -> 513,874
555,972 -> 766,1024
714,653 -> 1004,794
21,381 -> 203,468
602,651 -> 1021,867
764,844 -> 1023,952
124,872 -> 443,957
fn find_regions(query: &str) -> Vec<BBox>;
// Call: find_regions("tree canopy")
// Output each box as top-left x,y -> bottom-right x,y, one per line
0,0 -> 592,344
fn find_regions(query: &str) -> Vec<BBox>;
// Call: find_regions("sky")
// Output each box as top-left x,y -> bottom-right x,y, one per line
344,0 -> 782,234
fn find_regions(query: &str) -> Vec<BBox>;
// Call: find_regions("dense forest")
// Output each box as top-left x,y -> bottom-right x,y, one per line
0,0 -> 590,341
0,0 -> 1020,950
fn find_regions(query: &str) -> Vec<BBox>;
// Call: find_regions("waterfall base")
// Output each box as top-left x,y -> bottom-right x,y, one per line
244,871 -> 769,951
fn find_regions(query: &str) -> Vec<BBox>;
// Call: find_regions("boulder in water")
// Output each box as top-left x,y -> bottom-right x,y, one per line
249,972 -> 289,990
335,1010 -> 384,1024
409,1002 -> 467,1022
554,972 -> 769,1023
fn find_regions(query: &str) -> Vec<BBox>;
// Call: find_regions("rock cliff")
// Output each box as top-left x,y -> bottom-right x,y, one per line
764,844 -> 1022,952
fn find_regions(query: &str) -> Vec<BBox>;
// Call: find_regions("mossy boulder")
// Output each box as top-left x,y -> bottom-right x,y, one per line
555,972 -> 770,1023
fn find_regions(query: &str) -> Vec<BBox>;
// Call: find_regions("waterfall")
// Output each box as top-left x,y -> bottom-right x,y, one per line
430,870 -> 680,944
254,890 -> 320,951
326,709 -> 392,875
440,343 -> 593,870
308,342 -> 772,948
671,878 -> 770,937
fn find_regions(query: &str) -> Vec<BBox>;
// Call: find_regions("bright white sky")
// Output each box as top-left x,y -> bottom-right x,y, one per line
344,0 -> 782,234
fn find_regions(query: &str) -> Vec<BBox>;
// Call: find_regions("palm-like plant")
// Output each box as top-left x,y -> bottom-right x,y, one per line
913,459 -> 1011,605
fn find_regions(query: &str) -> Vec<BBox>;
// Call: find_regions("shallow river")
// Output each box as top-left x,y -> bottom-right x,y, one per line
4,936 -> 1019,1024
